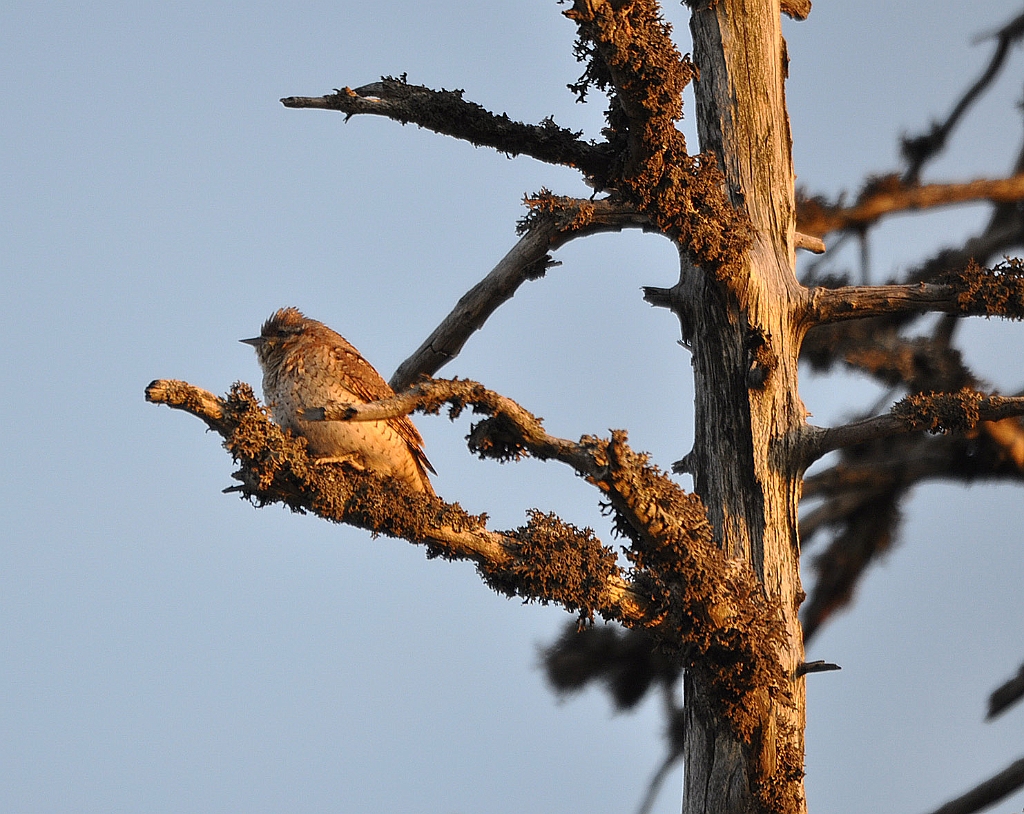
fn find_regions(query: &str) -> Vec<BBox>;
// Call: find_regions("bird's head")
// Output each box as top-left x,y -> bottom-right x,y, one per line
240,307 -> 310,367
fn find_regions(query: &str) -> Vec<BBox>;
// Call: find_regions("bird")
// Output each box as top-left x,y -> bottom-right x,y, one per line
241,307 -> 436,495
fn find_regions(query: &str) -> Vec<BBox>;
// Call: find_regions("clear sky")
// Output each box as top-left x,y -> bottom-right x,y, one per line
3,2 -> 1023,813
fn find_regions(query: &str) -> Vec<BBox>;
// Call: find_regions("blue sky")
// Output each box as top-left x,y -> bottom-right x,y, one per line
3,3 -> 1023,813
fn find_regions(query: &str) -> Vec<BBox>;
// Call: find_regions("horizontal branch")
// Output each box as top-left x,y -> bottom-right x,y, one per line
282,78 -> 612,177
797,174 -> 1024,237
390,196 -> 651,389
808,259 -> 1024,325
802,390 -> 1024,466
806,282 -> 960,324
925,756 -> 1024,814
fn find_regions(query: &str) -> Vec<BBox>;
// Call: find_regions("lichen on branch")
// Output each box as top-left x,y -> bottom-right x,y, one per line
939,258 -> 1024,319
891,388 -> 988,435
148,376 -> 787,743
281,76 -> 613,176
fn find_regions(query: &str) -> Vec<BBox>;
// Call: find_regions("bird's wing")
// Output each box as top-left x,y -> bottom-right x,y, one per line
327,344 -> 436,475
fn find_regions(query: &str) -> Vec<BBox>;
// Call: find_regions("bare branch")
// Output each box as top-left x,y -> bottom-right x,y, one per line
902,10 -> 1024,183
807,259 -> 1024,325
797,174 -> 1024,238
794,231 -> 826,253
988,662 -> 1024,720
924,756 -> 1024,814
807,282 -> 959,324
390,196 -> 651,389
636,746 -> 683,814
795,660 -> 841,676
282,78 -> 612,177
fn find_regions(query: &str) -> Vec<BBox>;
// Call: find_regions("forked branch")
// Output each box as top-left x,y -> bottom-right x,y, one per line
146,378 -> 645,621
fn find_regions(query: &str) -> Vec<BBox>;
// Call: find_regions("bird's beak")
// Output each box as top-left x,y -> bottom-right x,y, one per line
239,337 -> 264,347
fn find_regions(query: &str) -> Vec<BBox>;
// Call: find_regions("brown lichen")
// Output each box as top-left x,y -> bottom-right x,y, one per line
150,379 -> 791,782
517,189 -> 596,235
590,432 -> 788,743
892,387 -> 985,434
478,510 -> 620,622
940,258 -> 1024,319
564,0 -> 751,280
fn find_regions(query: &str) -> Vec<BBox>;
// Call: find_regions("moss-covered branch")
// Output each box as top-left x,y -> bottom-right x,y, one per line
147,376 -> 787,743
797,174 -> 1024,238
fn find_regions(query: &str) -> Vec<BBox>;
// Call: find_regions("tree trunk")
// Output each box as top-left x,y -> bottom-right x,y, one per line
682,2 -> 807,812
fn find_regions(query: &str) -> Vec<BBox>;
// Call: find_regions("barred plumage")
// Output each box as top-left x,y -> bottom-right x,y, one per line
242,307 -> 435,494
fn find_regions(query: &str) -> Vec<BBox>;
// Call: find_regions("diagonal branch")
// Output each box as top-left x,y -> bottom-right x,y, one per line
902,10 -> 1024,183
797,174 -> 1024,238
281,77 -> 612,177
302,377 -> 593,470
146,378 -> 647,622
988,662 -> 1024,720
390,195 -> 652,390
924,756 -> 1024,814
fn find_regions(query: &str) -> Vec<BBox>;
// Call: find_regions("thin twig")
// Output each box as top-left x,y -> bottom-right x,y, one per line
635,747 -> 683,814
902,10 -> 1024,183
795,660 -> 841,676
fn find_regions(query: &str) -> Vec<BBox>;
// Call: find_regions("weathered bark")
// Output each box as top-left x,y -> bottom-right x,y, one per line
682,2 -> 807,812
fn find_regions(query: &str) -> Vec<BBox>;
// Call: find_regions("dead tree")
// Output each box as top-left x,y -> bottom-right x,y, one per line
147,3 -> 1024,813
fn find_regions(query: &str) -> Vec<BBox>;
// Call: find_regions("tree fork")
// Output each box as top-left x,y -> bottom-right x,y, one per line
684,1 -> 807,812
